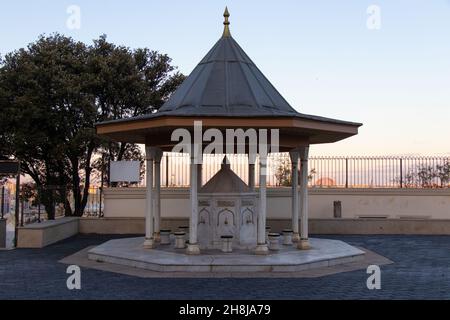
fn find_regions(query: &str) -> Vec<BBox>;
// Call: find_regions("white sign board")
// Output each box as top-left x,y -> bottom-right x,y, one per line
110,161 -> 140,183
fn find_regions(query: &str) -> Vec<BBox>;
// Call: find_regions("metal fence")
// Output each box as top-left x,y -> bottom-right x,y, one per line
157,154 -> 450,189
2,155 -> 448,225
82,188 -> 104,217
0,185 -> 103,225
308,156 -> 450,188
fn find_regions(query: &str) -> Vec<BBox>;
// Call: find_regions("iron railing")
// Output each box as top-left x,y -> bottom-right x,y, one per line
1,155 -> 448,223
157,154 -> 450,189
308,156 -> 450,188
0,185 -> 104,225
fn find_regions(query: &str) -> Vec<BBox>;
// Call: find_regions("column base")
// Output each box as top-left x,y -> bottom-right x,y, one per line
297,239 -> 311,250
153,232 -> 161,242
186,243 -> 201,255
292,232 -> 300,243
254,244 -> 269,255
143,238 -> 156,249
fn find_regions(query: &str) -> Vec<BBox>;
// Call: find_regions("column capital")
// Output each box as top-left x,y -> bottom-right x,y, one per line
259,152 -> 268,164
299,146 -> 310,161
289,150 -> 299,163
248,162 -> 255,190
190,144 -> 203,164
248,153 -> 257,165
145,146 -> 163,162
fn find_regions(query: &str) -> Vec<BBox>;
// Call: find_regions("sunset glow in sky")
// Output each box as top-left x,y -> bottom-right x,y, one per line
1,0 -> 449,156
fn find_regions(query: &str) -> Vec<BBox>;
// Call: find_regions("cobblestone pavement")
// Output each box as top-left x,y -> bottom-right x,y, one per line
0,234 -> 449,299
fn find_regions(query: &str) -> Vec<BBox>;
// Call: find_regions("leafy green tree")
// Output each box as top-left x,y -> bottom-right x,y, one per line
0,34 -> 184,218
88,35 -> 184,186
0,35 -> 78,218
436,160 -> 450,187
417,165 -> 436,188
274,157 -> 292,187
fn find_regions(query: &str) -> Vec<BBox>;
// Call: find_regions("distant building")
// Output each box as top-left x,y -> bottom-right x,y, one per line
315,177 -> 336,187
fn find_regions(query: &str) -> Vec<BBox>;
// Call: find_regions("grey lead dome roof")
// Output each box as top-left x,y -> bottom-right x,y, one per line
95,9 -> 362,129
158,35 -> 299,117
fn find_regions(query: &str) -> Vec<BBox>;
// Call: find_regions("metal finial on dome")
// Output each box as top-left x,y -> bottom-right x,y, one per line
222,7 -> 231,37
222,156 -> 231,168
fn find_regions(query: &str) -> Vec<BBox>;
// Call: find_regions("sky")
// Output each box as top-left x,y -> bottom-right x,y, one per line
1,0 -> 449,156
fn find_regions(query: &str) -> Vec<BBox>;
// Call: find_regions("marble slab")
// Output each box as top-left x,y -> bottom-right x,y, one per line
88,237 -> 365,273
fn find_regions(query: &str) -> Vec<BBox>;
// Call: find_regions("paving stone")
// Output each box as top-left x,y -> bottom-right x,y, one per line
0,234 -> 449,299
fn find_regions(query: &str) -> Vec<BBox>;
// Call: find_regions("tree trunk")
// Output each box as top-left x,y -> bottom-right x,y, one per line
117,142 -> 127,161
70,156 -> 82,216
70,145 -> 95,217
41,189 -> 55,220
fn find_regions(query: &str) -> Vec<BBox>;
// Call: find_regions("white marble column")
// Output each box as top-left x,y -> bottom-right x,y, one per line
298,146 -> 311,250
153,149 -> 163,242
248,162 -> 255,190
187,152 -> 201,255
197,163 -> 202,188
144,146 -> 155,248
289,150 -> 300,242
255,154 -> 269,255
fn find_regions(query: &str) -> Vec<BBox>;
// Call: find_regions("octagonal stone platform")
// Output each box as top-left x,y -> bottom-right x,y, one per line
87,237 -> 365,273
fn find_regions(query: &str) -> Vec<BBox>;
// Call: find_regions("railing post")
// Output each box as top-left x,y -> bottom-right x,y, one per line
98,155 -> 105,217
37,186 -> 41,223
20,198 -> 24,227
345,158 -> 349,188
14,163 -> 20,247
107,154 -> 111,187
400,158 -> 403,188
165,153 -> 169,187
99,161 -> 104,217
1,186 -> 4,220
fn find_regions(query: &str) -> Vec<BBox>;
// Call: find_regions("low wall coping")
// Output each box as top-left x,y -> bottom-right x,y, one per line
18,217 -> 79,230
310,218 -> 450,222
103,187 -> 450,198
80,217 -> 450,222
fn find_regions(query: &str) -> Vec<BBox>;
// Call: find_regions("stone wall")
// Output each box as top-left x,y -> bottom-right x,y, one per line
79,217 -> 450,235
17,217 -> 79,248
94,187 -> 450,235
103,187 -> 450,220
